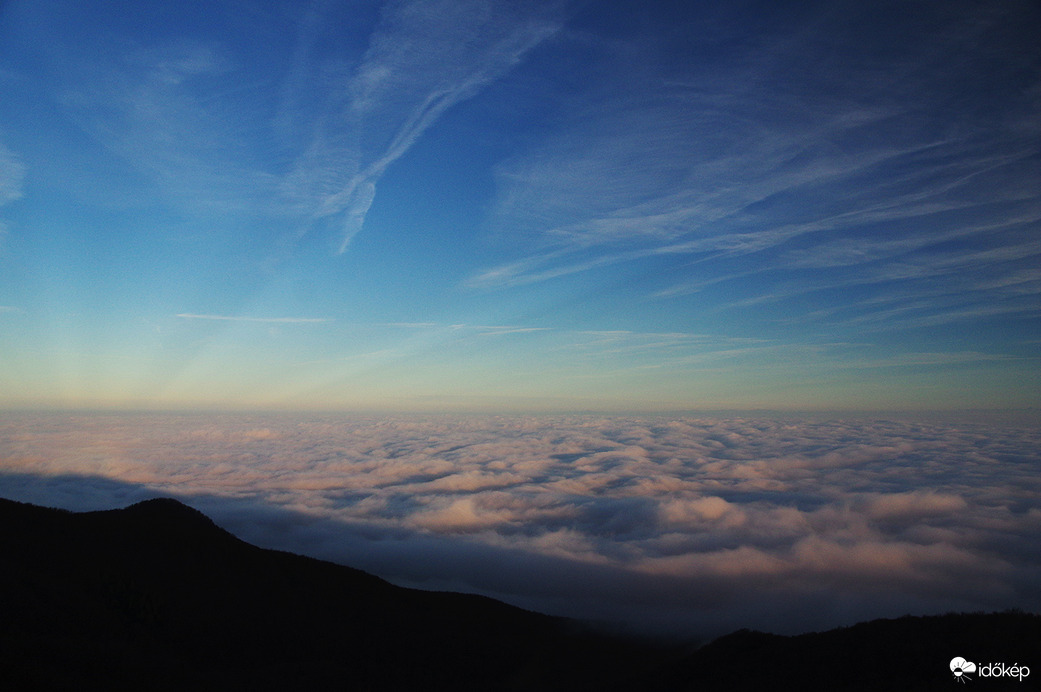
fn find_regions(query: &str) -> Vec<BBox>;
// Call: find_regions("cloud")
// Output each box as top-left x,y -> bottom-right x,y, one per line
175,313 -> 333,324
2,411 -> 1039,636
42,0 -> 560,249
57,39 -> 285,215
0,141 -> 24,207
282,0 -> 562,251
859,491 -> 968,522
411,496 -> 515,532
467,2 -> 1041,335
0,140 -> 24,239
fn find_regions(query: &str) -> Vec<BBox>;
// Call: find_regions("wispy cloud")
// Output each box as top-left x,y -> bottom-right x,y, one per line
836,351 -> 1019,369
176,313 -> 332,324
382,321 -> 548,334
58,40 -> 285,214
0,141 -> 24,208
45,0 -> 558,246
477,117 -> 1039,288
468,2 -> 1041,336
0,140 -> 24,239
378,320 -> 758,355
282,0 -> 562,251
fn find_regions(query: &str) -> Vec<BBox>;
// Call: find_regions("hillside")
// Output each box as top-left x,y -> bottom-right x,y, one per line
0,497 -> 664,690
1,496 -> 1036,690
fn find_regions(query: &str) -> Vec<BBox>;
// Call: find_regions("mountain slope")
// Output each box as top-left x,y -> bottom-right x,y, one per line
2,496 -> 1037,691
653,611 -> 1040,691
0,497 -> 663,691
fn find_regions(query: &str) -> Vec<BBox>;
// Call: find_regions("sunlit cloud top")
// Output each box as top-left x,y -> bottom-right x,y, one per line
0,0 -> 1038,411
2,411 -> 1039,634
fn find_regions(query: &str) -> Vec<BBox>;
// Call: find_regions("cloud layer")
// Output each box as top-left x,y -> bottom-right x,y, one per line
2,411 -> 1039,635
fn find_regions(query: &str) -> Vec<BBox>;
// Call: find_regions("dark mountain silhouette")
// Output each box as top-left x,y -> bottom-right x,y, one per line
0,496 -> 669,691
1,496 -> 1037,691
651,611 -> 1040,691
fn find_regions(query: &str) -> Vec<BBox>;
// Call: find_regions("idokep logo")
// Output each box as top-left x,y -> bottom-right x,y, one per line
951,658 -> 977,683
950,657 -> 1031,683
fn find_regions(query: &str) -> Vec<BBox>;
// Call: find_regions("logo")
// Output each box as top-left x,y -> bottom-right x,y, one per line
950,657 -> 1031,683
951,657 -> 977,683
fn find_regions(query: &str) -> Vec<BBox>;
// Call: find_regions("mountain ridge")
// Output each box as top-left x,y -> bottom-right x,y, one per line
0,496 -> 667,691
1,496 -> 1037,690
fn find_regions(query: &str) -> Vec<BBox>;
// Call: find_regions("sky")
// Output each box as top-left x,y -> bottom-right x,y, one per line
0,0 -> 1039,412
2,410 -> 1040,636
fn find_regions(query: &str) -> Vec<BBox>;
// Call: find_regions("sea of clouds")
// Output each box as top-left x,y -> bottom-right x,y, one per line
2,411 -> 1039,636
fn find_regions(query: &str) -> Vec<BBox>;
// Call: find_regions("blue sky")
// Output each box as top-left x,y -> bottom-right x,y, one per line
1,0 -> 1039,411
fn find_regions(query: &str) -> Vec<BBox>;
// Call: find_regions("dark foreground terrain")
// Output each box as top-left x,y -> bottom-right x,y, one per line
1,497 -> 1037,691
